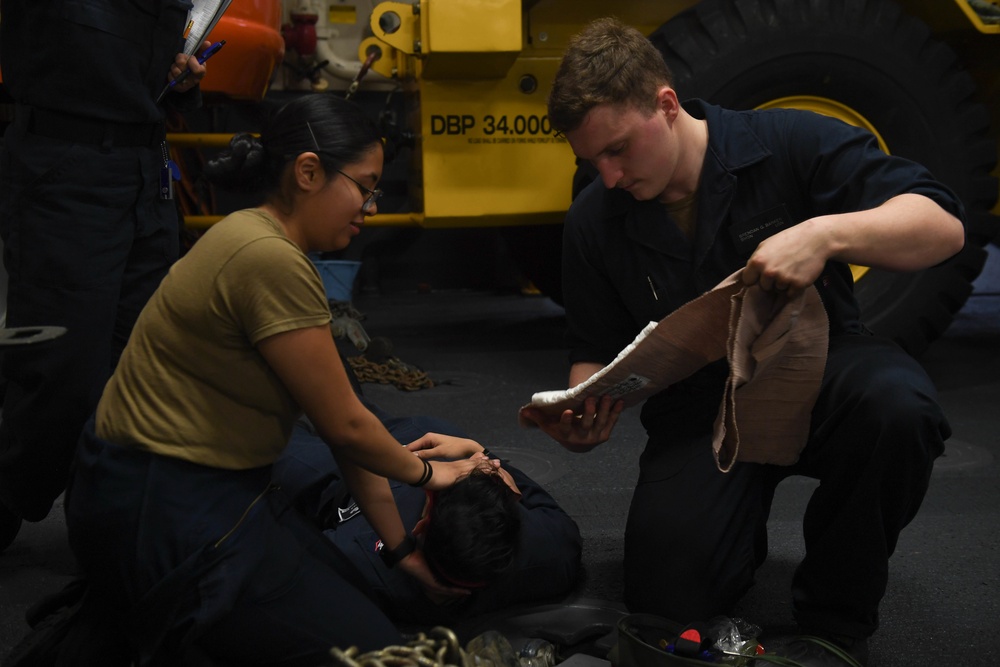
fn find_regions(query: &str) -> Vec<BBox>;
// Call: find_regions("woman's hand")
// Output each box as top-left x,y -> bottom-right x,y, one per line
423,458 -> 493,491
406,434 -> 501,492
406,433 -> 484,459
398,549 -> 471,605
519,394 -> 623,453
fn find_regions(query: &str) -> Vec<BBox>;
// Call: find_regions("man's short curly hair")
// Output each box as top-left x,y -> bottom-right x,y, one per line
547,17 -> 674,135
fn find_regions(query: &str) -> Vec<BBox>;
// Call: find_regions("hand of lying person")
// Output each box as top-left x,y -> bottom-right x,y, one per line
398,549 -> 471,605
423,458 -> 490,491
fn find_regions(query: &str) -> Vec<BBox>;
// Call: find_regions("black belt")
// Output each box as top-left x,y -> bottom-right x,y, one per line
17,105 -> 164,149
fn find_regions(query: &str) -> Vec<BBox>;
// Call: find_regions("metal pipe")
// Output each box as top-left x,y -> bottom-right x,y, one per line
166,133 -> 240,148
184,212 -> 424,230
168,133 -> 425,230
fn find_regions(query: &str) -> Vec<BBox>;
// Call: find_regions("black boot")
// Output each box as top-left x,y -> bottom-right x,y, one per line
0,502 -> 21,553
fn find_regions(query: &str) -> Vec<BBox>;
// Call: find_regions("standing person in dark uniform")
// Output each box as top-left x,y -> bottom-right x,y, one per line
519,18 -> 966,667
0,0 -> 211,549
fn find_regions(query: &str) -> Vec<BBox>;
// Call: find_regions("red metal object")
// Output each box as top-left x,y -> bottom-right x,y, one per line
282,10 -> 319,58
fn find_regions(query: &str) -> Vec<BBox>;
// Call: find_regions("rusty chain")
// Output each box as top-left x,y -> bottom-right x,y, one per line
346,355 -> 435,391
330,627 -> 471,667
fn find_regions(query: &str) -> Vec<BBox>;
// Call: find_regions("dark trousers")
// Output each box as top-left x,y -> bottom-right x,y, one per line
66,420 -> 401,665
0,123 -> 178,521
623,334 -> 947,639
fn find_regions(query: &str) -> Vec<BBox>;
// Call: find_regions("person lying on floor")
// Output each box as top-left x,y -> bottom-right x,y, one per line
273,406 -> 583,625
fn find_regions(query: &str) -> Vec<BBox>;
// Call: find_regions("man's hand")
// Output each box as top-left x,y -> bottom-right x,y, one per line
743,194 -> 965,294
742,217 -> 830,296
398,549 -> 471,605
519,394 -> 623,453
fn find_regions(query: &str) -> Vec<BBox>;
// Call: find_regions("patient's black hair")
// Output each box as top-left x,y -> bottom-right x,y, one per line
423,468 -> 522,586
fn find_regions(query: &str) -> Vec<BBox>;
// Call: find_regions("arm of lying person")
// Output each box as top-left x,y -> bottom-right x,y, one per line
507,464 -> 582,574
339,461 -> 471,602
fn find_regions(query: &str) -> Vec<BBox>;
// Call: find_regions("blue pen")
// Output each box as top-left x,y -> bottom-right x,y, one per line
169,39 -> 226,89
156,40 -> 226,102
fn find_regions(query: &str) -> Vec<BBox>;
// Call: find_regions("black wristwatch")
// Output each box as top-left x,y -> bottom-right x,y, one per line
378,534 -> 417,568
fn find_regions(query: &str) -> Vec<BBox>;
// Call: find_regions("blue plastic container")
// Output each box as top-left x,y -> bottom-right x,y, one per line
312,260 -> 361,302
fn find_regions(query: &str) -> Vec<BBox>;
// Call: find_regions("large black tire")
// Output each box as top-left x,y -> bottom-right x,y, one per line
648,0 -> 998,355
0,503 -> 20,553
502,223 -> 566,302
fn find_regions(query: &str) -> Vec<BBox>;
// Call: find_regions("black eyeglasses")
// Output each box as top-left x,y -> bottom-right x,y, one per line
306,122 -> 383,214
335,169 -> 383,214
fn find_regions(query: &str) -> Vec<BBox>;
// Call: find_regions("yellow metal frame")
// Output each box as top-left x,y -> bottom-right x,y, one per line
167,133 -> 425,229
166,133 -> 234,148
420,0 -> 521,79
182,213 -> 423,230
354,1 -> 707,230
414,58 -> 575,227
179,0 -> 999,233
953,0 -> 1000,33
755,97 -> 889,154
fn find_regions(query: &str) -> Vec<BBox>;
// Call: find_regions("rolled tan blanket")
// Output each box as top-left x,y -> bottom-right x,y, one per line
520,270 -> 829,471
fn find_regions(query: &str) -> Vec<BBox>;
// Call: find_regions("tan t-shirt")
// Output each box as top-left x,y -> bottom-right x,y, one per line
96,208 -> 332,469
665,191 -> 698,242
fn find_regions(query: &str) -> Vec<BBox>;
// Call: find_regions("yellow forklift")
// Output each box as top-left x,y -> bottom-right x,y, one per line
168,0 -> 1000,354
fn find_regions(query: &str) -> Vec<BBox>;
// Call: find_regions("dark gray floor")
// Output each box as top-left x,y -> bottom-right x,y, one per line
1,247 -> 998,664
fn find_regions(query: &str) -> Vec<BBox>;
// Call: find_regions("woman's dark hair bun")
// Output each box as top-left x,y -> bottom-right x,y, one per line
204,132 -> 269,192
202,94 -> 382,197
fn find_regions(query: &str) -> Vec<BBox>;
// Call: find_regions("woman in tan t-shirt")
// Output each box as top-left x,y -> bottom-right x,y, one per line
63,95 -> 484,664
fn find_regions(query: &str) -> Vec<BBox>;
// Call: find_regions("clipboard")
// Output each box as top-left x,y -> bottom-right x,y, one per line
181,0 -> 233,56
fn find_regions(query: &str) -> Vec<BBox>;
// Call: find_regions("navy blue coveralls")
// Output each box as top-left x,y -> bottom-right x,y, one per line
0,0 -> 197,521
273,407 -> 584,627
68,416 -> 407,665
64,400 -> 580,664
561,100 -> 963,639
